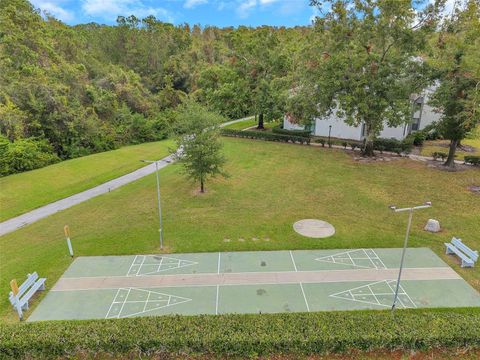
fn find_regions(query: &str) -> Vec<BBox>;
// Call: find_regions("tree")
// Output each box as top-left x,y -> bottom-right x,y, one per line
229,27 -> 290,129
290,0 -> 436,156
173,101 -> 227,193
428,0 -> 480,168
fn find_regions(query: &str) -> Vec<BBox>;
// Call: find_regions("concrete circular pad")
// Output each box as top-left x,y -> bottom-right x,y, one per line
293,219 -> 335,238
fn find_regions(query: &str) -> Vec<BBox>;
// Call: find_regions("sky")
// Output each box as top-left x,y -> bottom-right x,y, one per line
29,0 -> 321,27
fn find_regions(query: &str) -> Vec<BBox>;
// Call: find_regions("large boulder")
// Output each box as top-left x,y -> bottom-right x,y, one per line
424,219 -> 441,233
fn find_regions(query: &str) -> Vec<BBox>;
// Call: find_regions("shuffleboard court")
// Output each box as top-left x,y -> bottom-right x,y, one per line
28,248 -> 480,321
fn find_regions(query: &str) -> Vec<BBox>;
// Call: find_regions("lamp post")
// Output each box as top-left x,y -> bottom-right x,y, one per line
389,201 -> 432,311
328,125 -> 332,147
141,159 -> 170,249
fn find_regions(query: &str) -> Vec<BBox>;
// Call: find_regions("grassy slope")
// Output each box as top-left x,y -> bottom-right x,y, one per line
0,140 -> 173,222
1,138 -> 479,322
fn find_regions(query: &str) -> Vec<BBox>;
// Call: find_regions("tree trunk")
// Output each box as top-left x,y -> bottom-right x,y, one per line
444,139 -> 458,168
200,178 -> 205,193
362,129 -> 375,157
257,113 -> 264,130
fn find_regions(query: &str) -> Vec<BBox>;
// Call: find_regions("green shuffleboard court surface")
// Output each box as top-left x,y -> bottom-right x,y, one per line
28,248 -> 480,321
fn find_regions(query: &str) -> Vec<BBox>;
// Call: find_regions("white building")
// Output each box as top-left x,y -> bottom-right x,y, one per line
284,87 -> 441,141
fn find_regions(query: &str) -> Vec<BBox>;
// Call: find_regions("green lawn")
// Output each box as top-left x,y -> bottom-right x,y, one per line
420,138 -> 480,158
0,139 -> 173,222
1,138 -> 479,322
223,118 -> 280,130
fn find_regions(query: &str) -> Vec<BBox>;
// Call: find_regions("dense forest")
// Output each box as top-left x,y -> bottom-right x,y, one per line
0,0 -> 305,175
1,0 -> 479,175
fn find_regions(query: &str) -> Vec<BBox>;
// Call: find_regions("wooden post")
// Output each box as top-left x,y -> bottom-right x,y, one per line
64,225 -> 74,257
10,279 -> 19,295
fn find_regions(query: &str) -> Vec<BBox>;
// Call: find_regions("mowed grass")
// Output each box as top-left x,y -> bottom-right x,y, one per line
1,138 -> 479,322
223,118 -> 280,130
420,138 -> 480,158
0,139 -> 173,222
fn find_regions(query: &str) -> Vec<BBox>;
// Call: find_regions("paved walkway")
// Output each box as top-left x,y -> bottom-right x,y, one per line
51,267 -> 460,291
0,117 -> 253,237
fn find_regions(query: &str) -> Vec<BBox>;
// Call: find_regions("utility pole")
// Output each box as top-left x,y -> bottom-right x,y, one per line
389,201 -> 432,310
141,159 -> 170,249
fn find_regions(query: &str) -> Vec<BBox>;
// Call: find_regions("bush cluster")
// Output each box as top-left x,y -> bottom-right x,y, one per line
0,136 -> 60,176
272,126 -> 312,138
373,138 -> 413,154
221,129 -> 311,145
1,310 -> 479,358
432,151 -> 448,161
464,155 -> 480,166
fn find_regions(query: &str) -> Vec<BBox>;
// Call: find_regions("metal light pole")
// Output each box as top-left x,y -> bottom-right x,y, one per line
389,201 -> 432,311
141,159 -> 168,249
328,125 -> 332,147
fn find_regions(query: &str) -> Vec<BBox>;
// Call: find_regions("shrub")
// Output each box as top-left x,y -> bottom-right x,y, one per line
221,129 -> 310,145
432,152 -> 448,161
0,136 -> 60,176
316,138 -> 326,147
342,141 -> 348,149
464,156 -> 480,166
350,143 -> 358,150
407,131 -> 427,146
272,126 -> 311,138
1,309 -> 479,358
373,138 -> 413,154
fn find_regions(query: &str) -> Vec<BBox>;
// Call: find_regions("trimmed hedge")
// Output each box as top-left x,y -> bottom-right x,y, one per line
464,155 -> 480,166
1,310 -> 480,358
272,125 -> 312,138
373,138 -> 413,154
221,129 -> 311,145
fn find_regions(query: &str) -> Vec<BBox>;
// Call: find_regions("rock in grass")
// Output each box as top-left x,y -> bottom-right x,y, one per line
424,219 -> 441,233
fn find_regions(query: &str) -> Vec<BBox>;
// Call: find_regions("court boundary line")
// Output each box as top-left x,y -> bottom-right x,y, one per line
105,287 -> 193,319
126,255 -> 199,277
299,282 -> 310,312
330,279 -> 417,309
105,288 -> 121,318
289,251 -> 298,272
315,248 -> 387,270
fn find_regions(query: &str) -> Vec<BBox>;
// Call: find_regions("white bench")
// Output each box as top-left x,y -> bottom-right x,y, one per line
8,272 -> 46,320
444,237 -> 478,268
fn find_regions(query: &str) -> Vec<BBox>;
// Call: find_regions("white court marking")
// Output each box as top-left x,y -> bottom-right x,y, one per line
330,279 -> 417,309
126,255 -> 198,276
105,287 -> 192,318
316,249 -> 387,270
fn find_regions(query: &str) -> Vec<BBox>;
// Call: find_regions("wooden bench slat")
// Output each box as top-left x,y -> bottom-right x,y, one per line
18,278 -> 46,309
9,272 -> 46,320
451,238 -> 478,262
444,241 -> 475,268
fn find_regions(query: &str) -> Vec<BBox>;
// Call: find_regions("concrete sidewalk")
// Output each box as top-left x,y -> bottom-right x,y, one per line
0,156 -> 173,236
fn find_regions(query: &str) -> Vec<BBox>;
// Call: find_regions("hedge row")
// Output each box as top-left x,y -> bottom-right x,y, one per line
1,309 -> 480,358
373,137 -> 413,154
221,129 -> 311,144
271,125 -> 312,138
